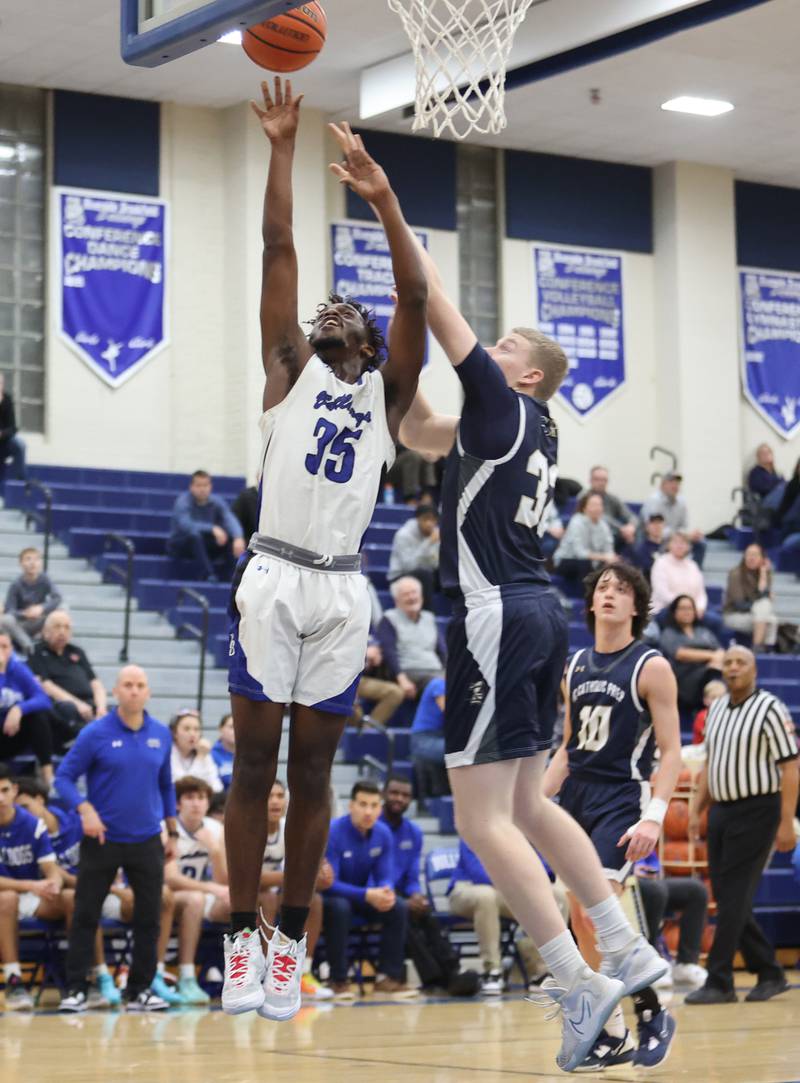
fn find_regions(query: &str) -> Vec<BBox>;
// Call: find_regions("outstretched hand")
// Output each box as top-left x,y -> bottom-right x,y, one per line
251,77 -> 303,144
329,122 -> 392,205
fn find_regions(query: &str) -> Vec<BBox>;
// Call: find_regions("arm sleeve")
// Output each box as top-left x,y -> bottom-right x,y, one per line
55,728 -> 96,810
375,617 -> 400,676
456,343 -> 523,460
324,827 -> 367,903
159,745 -> 176,819
406,829 -> 423,897
373,835 -> 394,889
15,664 -> 51,716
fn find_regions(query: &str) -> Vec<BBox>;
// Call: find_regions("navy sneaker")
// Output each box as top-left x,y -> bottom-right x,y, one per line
574,1028 -> 635,1072
634,1008 -> 677,1069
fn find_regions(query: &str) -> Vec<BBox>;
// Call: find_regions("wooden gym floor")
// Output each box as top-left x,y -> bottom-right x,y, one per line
2,975 -> 798,1083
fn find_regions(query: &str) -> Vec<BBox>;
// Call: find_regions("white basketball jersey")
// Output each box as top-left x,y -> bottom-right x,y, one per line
176,817 -> 222,881
256,356 -> 395,555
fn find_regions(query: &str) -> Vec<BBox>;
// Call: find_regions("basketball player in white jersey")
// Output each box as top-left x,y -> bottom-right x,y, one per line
222,79 -> 427,1022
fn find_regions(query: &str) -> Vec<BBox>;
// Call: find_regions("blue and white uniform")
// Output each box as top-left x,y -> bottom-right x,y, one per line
0,806 -> 56,919
440,342 -> 568,768
228,356 -> 395,715
560,640 -> 660,882
176,815 -> 224,917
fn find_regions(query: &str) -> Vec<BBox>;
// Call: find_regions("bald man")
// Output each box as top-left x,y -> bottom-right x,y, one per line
55,666 -> 179,1012
688,646 -> 798,1004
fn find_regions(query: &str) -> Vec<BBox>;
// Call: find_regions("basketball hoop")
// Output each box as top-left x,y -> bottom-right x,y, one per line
387,0 -> 535,139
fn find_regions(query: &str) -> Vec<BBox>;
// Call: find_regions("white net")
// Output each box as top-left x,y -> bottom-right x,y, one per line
387,0 -> 535,140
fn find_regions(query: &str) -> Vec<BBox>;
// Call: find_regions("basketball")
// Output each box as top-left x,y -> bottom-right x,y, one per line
664,799 -> 689,841
242,3 -> 327,73
663,841 -> 691,875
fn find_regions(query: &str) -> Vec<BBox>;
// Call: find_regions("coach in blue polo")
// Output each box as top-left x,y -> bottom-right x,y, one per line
55,665 -> 177,1012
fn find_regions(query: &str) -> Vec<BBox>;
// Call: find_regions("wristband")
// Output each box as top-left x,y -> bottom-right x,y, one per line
643,797 -> 668,826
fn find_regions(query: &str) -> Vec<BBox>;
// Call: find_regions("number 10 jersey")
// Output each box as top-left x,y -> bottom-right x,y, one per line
257,355 -> 395,555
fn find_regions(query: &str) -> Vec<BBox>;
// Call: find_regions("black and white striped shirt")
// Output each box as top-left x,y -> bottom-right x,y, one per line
705,689 -> 798,802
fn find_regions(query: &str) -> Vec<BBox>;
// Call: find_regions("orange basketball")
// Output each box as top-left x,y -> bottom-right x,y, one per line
242,3 -> 326,73
677,767 -> 692,788
663,840 -> 691,875
664,799 -> 689,841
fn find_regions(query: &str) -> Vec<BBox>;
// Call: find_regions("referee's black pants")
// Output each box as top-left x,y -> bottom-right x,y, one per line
705,793 -> 784,992
66,834 -> 164,999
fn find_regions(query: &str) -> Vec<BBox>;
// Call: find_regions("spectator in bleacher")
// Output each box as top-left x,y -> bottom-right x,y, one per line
722,544 -> 779,651
322,779 -> 416,1000
170,708 -> 223,794
635,851 -> 708,990
581,465 -> 638,548
410,675 -> 449,812
210,712 -> 235,790
0,763 -> 69,1010
748,443 -> 785,508
650,531 -> 707,619
630,513 -> 665,581
353,642 -> 404,728
208,790 -> 226,824
0,630 -> 54,786
259,779 -> 333,1002
380,775 -> 479,997
691,679 -> 726,744
775,457 -> 800,551
5,547 -> 62,642
231,482 -> 259,545
387,504 -> 441,608
376,576 -> 445,700
447,838 -> 568,994
30,611 -> 107,746
659,596 -> 724,713
552,491 -> 617,581
640,472 -> 706,566
539,500 -> 565,562
387,444 -> 439,504
161,776 -> 230,1005
0,374 -> 27,490
55,664 -> 178,1013
167,470 -> 245,582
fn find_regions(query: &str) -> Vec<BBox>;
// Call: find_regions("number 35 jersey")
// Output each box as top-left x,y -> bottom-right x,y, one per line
257,356 -> 395,555
565,641 -> 661,783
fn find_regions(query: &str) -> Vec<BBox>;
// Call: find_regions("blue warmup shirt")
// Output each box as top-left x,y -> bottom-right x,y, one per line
48,804 -> 83,875
324,814 -> 394,903
55,710 -> 176,844
447,839 -> 492,893
411,677 -> 446,734
379,811 -> 422,897
169,491 -> 242,542
211,739 -> 234,789
0,656 -> 51,717
0,806 -> 54,879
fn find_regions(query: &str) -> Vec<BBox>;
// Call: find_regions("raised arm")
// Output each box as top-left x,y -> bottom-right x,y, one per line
329,123 -> 427,438
398,386 -> 458,459
252,78 -> 313,412
406,228 -> 476,367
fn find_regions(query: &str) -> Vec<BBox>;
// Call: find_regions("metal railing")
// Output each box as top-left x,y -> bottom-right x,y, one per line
23,480 -> 53,571
176,586 -> 210,713
356,716 -> 395,776
104,534 -> 135,663
649,445 -> 678,475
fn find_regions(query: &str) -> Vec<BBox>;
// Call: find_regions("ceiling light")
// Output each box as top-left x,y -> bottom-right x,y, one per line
0,145 -> 15,161
217,29 -> 242,45
661,96 -> 734,117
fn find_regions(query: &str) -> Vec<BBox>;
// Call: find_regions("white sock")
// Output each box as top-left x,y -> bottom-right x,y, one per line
179,964 -> 195,981
94,964 -> 109,978
156,962 -> 165,975
303,957 -> 312,975
4,962 -> 22,981
537,931 -> 585,988
605,1004 -> 627,1039
586,895 -> 636,955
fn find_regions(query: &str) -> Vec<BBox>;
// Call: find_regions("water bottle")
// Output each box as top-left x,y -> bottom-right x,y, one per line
384,483 -> 395,505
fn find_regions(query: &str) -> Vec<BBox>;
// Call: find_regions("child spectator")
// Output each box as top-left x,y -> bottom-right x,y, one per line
0,630 -> 54,786
692,680 -> 727,744
210,712 -> 235,789
170,709 -> 223,793
5,547 -> 62,642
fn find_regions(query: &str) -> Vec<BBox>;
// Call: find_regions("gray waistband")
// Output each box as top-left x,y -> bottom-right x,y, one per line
249,533 -> 362,573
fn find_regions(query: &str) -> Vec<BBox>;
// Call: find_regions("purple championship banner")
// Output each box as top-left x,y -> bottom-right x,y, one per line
740,268 -> 800,439
56,188 -> 168,387
534,245 -> 625,421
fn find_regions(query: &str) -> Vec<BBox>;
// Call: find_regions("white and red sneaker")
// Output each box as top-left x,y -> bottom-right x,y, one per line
256,926 -> 306,1022
222,930 -> 266,1015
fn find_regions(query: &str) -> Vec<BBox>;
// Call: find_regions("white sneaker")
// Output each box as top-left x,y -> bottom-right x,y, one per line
256,926 -> 305,1022
537,967 -> 625,1073
480,971 -> 504,996
654,967 -> 674,990
222,930 -> 266,1015
671,962 -> 707,989
601,935 -> 669,997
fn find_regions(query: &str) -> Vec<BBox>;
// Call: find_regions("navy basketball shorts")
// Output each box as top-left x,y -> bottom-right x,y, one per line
444,583 -> 568,769
559,775 -> 651,883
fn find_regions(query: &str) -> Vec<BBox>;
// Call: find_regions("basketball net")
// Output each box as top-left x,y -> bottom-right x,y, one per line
387,0 -> 535,139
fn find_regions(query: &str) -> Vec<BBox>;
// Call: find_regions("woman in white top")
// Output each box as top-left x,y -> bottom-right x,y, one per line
170,708 -> 223,793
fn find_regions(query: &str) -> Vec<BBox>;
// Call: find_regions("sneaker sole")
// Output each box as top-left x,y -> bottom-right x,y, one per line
256,995 -> 301,1021
58,1005 -> 87,1014
559,978 -> 626,1074
222,989 -> 266,1015
621,956 -> 670,998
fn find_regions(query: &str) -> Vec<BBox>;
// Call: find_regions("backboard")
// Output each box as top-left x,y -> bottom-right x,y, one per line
120,0 -> 301,66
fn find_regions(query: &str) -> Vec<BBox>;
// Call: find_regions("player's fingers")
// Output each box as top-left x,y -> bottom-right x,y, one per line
293,93 -> 304,110
274,75 -> 283,106
355,133 -> 366,153
341,120 -> 358,152
329,164 -> 352,185
284,77 -> 293,103
250,100 -> 267,120
260,80 -> 273,108
328,122 -> 348,148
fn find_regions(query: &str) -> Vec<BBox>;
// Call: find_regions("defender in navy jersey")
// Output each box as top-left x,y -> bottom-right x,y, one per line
545,563 -> 682,1070
399,245 -> 667,1074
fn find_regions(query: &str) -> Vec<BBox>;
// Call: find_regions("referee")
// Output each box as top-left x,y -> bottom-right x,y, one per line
55,665 -> 178,1012
687,646 -> 798,1004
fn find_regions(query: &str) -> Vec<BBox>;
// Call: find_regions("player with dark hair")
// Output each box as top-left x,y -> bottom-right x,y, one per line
544,564 -> 682,1069
399,244 -> 668,1072
222,78 -> 427,1023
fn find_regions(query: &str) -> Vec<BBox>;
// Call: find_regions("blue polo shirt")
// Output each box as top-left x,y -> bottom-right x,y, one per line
0,806 -> 55,879
324,814 -> 394,904
55,709 -> 175,844
210,739 -> 234,789
447,839 -> 492,893
411,677 -> 445,734
379,810 -> 422,897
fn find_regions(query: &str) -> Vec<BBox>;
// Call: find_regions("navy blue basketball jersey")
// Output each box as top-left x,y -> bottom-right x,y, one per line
440,345 -> 559,597
565,640 -> 660,783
